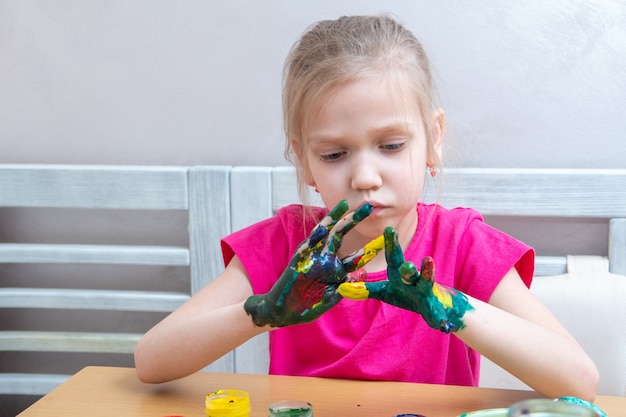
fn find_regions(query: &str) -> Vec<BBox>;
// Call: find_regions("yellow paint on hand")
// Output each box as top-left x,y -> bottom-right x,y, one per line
338,282 -> 370,300
432,283 -> 453,309
295,258 -> 314,273
355,235 -> 384,269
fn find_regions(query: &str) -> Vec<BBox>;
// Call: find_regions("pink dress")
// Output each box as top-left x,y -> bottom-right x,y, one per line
221,203 -> 534,386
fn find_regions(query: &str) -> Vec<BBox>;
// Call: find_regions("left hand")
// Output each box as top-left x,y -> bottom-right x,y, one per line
338,226 -> 473,333
244,200 -> 384,327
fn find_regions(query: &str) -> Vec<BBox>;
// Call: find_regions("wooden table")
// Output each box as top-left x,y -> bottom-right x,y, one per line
17,366 -> 623,417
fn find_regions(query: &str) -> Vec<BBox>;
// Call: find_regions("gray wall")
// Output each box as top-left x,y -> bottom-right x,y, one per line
1,1 -> 625,413
2,1 -> 625,168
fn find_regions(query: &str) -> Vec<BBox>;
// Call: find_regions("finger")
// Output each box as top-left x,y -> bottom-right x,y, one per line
312,199 -> 350,243
399,261 -> 418,285
341,234 -> 384,272
337,281 -> 369,300
384,226 -> 405,269
325,202 -> 373,253
419,256 -> 435,282
296,200 -> 349,254
338,280 -> 388,301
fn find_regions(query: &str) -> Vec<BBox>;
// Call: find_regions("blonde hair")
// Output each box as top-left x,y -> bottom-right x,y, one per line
283,15 -> 440,203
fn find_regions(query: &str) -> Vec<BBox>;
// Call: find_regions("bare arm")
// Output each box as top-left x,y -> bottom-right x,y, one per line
134,256 -> 267,383
456,268 -> 599,401
135,201 -> 383,383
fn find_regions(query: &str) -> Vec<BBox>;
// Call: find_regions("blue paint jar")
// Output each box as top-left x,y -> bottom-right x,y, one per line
508,399 -> 602,416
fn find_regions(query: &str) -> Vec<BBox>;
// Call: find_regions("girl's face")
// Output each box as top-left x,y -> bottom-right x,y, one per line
301,76 -> 443,251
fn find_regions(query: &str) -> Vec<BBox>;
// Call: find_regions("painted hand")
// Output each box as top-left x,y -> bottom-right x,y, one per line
244,200 -> 384,327
338,226 -> 473,333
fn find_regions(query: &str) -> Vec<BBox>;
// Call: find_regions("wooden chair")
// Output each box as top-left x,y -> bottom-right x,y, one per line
230,166 -> 626,395
3,165 -> 625,396
0,164 -> 231,396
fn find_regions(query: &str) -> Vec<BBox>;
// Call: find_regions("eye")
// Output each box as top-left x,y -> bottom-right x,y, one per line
380,141 -> 407,152
319,151 -> 346,162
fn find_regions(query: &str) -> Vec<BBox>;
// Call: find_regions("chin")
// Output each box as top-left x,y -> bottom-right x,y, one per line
355,217 -> 391,239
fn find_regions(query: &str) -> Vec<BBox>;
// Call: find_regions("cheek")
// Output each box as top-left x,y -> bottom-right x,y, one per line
299,156 -> 315,186
394,166 -> 426,202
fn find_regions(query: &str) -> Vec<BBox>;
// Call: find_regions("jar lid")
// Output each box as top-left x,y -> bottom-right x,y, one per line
205,389 -> 251,414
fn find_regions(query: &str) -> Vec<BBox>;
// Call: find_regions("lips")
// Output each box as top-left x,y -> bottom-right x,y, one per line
360,202 -> 387,218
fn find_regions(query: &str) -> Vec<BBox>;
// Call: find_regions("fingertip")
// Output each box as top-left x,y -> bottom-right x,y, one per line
352,201 -> 373,221
383,227 -> 397,250
384,228 -> 404,266
399,261 -> 417,280
420,256 -> 435,281
384,227 -> 400,247
358,201 -> 373,211
308,223 -> 329,247
347,269 -> 368,282
328,199 -> 349,220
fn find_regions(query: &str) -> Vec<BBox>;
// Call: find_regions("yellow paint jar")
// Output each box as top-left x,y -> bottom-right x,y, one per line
205,389 -> 251,417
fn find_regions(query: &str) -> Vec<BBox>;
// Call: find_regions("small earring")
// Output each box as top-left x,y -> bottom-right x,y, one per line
427,167 -> 437,177
313,184 -> 319,193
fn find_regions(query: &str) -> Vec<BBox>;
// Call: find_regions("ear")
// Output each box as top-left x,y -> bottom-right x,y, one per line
427,108 -> 446,167
291,137 -> 315,186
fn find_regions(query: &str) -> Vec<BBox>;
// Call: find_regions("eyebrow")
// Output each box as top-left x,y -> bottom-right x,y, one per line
308,123 -> 414,144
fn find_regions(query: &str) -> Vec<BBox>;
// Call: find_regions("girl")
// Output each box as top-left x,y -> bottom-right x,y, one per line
134,15 -> 598,400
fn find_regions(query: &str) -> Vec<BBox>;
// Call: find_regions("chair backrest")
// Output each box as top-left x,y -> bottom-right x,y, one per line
230,166 -> 626,395
0,164 -> 231,396
3,165 -> 625,396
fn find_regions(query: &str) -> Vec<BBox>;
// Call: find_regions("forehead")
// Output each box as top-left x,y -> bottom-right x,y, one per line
305,75 -> 423,139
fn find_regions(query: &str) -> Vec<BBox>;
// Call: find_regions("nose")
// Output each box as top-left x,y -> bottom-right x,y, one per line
350,152 -> 382,191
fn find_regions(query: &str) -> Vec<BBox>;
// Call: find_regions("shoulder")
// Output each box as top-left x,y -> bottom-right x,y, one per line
275,204 -> 328,234
417,203 -> 485,233
227,204 -> 327,241
413,203 -> 534,299
419,202 -> 482,217
220,204 -> 328,293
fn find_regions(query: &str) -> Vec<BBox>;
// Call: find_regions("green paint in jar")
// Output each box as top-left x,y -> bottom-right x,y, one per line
268,400 -> 313,417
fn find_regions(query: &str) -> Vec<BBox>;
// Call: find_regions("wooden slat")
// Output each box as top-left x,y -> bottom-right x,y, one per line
187,166 -> 231,294
609,218 -> 626,276
0,164 -> 189,209
0,243 -> 189,265
534,256 -> 567,276
230,167 -> 272,375
0,331 -> 140,353
187,166 -> 234,373
423,168 -> 626,218
270,166 -> 323,212
231,166 -> 273,230
271,167 -> 626,218
0,288 -> 188,311
0,374 -> 68,396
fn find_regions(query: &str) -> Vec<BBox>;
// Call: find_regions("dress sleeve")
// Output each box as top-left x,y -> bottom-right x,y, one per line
220,215 -> 291,294
455,211 -> 535,302
220,205 -> 327,294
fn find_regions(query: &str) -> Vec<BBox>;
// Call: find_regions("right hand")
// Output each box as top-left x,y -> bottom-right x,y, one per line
244,200 -> 384,327
339,226 -> 473,333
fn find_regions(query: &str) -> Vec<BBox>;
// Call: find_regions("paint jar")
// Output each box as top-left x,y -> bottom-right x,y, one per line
507,399 -> 601,416
268,400 -> 313,417
393,414 -> 428,417
205,389 -> 251,417
555,397 -> 607,417
457,409 -> 508,417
